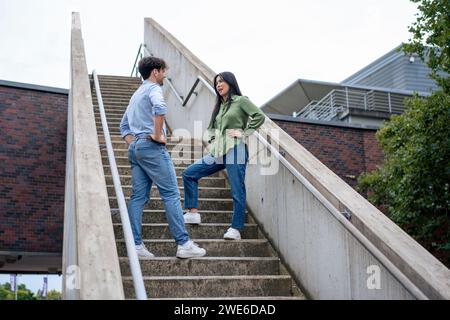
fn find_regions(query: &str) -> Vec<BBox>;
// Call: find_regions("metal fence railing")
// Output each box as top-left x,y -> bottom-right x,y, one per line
293,87 -> 411,120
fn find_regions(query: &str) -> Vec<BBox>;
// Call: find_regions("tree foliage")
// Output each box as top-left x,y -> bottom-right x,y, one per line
358,93 -> 450,264
359,0 -> 450,267
0,282 -> 61,300
402,0 -> 450,93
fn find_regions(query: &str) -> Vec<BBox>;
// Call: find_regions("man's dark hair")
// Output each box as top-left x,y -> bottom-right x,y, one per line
138,56 -> 167,80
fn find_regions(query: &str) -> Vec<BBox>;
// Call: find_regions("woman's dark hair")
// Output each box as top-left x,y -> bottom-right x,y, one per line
138,56 -> 167,80
209,72 -> 242,128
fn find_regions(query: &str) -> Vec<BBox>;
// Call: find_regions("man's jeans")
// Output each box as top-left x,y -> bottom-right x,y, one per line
127,138 -> 189,246
182,143 -> 248,230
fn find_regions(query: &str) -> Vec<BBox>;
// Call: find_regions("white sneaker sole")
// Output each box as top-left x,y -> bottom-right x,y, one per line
224,235 -> 241,240
184,214 -> 201,225
176,250 -> 206,259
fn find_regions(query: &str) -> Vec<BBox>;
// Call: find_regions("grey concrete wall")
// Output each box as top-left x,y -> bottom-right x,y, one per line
144,18 -> 216,140
63,12 -> 124,300
143,18 -> 450,300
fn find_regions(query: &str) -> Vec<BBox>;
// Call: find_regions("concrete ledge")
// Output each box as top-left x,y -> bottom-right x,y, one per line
63,12 -> 124,300
267,113 -> 380,130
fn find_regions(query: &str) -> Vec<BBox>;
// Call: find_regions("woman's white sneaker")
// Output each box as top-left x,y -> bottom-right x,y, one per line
135,243 -> 154,258
176,240 -> 206,259
183,211 -> 201,224
223,227 -> 241,240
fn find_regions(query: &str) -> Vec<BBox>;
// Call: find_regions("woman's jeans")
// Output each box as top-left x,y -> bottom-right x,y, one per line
127,138 -> 189,246
182,143 -> 248,230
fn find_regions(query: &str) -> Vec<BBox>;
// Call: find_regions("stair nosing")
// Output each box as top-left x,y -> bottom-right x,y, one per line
122,275 -> 292,281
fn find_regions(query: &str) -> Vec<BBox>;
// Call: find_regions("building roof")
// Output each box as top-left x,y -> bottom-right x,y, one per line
0,79 -> 69,95
261,78 -> 427,117
342,45 -> 404,85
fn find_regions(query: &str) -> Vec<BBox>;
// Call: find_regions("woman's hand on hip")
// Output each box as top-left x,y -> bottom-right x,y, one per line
226,129 -> 244,138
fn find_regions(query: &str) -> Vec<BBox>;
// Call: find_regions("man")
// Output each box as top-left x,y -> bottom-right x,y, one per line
120,56 -> 206,259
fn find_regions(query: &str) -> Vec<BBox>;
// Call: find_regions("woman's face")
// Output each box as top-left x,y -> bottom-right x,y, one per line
215,76 -> 230,99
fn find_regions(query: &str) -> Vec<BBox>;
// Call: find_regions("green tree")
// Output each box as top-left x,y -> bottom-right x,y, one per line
16,284 -> 36,300
35,289 -> 62,300
402,0 -> 450,94
0,282 -> 37,300
0,283 -> 14,300
46,290 -> 62,300
358,92 -> 450,264
359,0 -> 450,267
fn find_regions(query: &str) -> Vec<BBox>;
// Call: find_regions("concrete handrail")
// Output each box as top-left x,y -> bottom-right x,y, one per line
62,12 -> 124,300
142,17 -> 450,300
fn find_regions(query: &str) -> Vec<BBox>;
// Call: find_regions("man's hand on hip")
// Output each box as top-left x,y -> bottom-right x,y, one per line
124,134 -> 134,145
150,133 -> 167,145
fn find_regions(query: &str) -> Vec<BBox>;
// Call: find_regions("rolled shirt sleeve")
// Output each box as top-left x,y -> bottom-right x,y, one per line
241,97 -> 266,136
149,85 -> 167,116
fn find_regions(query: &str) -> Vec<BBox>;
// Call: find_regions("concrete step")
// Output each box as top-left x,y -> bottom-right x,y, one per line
98,135 -> 195,144
100,151 -> 206,161
96,74 -> 141,80
111,209 -> 251,224
119,257 -> 280,276
92,94 -> 133,100
101,156 -> 202,167
94,115 -> 126,122
92,91 -> 132,96
93,104 -> 128,111
103,165 -> 210,176
115,239 -> 274,257
93,98 -> 131,104
122,275 -> 293,299
110,196 -> 234,211
96,78 -> 141,85
99,142 -> 198,151
98,134 -> 195,143
113,223 -> 259,239
93,79 -> 139,84
92,94 -> 131,101
93,102 -> 130,109
93,88 -> 136,94
111,185 -> 232,198
105,175 -> 227,188
102,154 -> 204,166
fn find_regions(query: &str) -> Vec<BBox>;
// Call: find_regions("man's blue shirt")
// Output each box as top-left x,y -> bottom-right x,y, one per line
120,79 -> 167,138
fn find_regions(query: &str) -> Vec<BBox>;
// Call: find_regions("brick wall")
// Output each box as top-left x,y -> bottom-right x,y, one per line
0,85 -> 67,253
273,118 -> 384,188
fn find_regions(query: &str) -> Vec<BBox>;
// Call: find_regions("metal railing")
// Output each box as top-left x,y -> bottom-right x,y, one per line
92,70 -> 147,300
166,76 -> 215,107
131,44 -> 153,77
293,87 -> 410,120
131,44 -> 215,107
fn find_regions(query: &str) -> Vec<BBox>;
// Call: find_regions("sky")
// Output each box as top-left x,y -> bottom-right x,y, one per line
0,0 -> 419,106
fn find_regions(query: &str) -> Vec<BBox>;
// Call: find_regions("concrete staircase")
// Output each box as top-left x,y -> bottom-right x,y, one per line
90,74 -> 305,300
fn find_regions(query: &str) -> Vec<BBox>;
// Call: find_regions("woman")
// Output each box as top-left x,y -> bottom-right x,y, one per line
182,71 -> 265,240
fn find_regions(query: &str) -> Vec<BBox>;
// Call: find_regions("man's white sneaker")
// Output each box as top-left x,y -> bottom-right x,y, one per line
223,227 -> 241,240
176,240 -> 206,259
183,211 -> 201,224
135,243 -> 155,258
